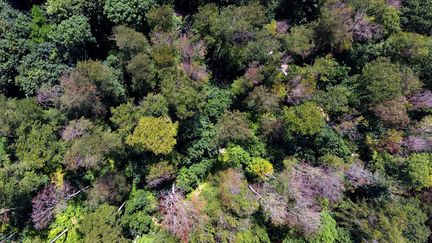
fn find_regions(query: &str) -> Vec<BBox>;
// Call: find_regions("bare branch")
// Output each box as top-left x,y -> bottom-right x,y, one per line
49,228 -> 68,243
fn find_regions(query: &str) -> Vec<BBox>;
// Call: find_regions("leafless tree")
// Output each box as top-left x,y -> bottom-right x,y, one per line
36,85 -> 62,107
285,164 -> 344,233
353,12 -> 383,41
346,163 -> 377,189
386,0 -> 401,9
276,20 -> 289,33
31,183 -> 89,230
177,33 -> 206,63
286,75 -> 314,105
159,185 -> 205,242
403,136 -> 432,152
249,183 -> 289,226
409,90 -> 432,110
251,163 -> 345,234
31,183 -> 73,230
61,118 -> 93,142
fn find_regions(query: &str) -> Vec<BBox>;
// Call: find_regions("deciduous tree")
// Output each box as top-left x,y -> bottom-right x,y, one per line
31,183 -> 73,230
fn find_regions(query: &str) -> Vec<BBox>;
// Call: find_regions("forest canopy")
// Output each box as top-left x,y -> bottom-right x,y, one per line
1,0 -> 432,242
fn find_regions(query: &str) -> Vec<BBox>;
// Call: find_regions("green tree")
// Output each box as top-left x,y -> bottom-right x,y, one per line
234,224 -> 271,243
0,137 -> 9,165
246,157 -> 274,180
150,44 -> 178,69
283,102 -> 325,137
385,31 -> 431,64
0,95 -> 43,137
406,153 -> 432,190
126,117 -> 178,155
335,198 -> 430,242
49,15 -> 95,55
64,123 -> 121,171
80,204 -> 127,243
215,111 -> 254,145
193,3 -> 267,74
377,4 -> 401,35
314,85 -> 351,116
284,24 -> 316,58
47,204 -> 86,243
160,74 -> 206,119
370,151 -> 404,178
140,93 -> 169,117
319,154 -> 345,168
46,0 -> 96,20
103,0 -> 157,28
121,189 -> 158,237
311,55 -> 350,88
76,60 -> 125,102
147,4 -> 176,32
0,107 -> 61,232
113,25 -> 150,62
0,1 -> 31,92
126,52 -> 157,93
200,86 -> 232,119
245,86 -> 280,114
315,3 -> 353,52
353,1 -> 401,36
30,5 -> 52,43
401,0 -> 432,35
359,58 -> 413,104
15,44 -> 66,96
217,169 -> 259,217
110,96 -> 169,138
307,211 -> 344,243
15,121 -> 64,174
218,145 -> 251,168
236,27 -> 281,70
145,160 -> 176,188
176,159 -> 214,192
110,101 -> 144,138
314,127 -> 351,160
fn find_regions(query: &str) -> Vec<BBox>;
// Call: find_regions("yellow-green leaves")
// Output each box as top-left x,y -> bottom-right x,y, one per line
126,117 -> 178,155
246,157 -> 274,180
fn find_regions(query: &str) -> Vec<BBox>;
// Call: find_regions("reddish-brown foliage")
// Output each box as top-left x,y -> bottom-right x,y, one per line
372,96 -> 410,128
59,70 -> 105,117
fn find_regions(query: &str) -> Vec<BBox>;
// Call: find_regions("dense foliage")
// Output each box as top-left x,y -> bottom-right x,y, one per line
1,0 -> 432,242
